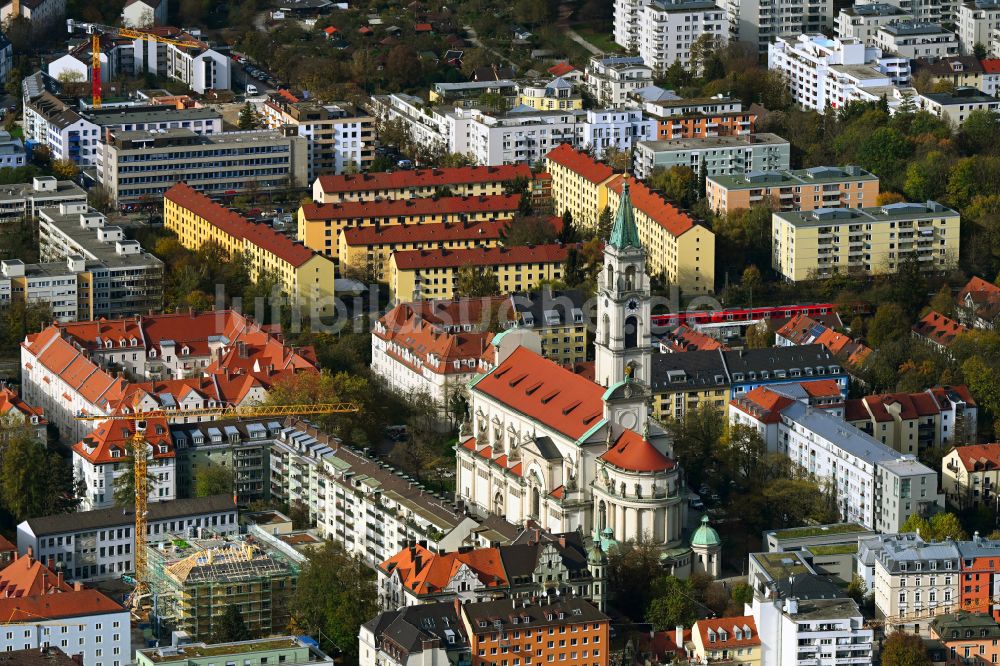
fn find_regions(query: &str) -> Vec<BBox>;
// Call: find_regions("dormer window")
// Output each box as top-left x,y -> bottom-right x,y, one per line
111,449 -> 121,458
150,349 -> 157,358
158,445 -> 167,454
105,340 -> 113,348
130,338 -> 137,347
119,339 -> 125,347
181,346 -> 190,356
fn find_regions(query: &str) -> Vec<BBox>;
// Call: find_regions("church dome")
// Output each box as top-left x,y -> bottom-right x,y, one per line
691,515 -> 721,548
587,541 -> 607,565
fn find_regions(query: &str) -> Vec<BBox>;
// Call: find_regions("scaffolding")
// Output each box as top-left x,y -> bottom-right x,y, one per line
147,534 -> 300,641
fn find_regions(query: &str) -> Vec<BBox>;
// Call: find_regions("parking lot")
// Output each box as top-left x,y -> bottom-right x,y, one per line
231,53 -> 286,95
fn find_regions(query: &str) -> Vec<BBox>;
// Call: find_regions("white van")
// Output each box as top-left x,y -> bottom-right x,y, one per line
246,84 -> 258,95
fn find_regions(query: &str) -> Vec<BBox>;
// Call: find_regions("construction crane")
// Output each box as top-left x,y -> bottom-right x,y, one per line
74,402 -> 360,612
66,19 -> 204,108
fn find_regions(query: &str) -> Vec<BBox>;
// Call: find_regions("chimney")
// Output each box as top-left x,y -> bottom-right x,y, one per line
558,535 -> 566,549
26,546 -> 33,564
675,625 -> 683,647
46,556 -> 54,570
56,571 -> 64,588
454,597 -> 461,619
73,581 -> 84,591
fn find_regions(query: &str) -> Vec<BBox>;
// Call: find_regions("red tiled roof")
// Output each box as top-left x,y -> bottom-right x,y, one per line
0,387 -> 45,424
73,415 -> 174,465
607,175 -> 696,238
0,553 -> 72,597
599,430 -> 675,472
800,379 -> 843,399
953,444 -> 1000,472
548,63 -> 576,76
0,588 -> 124,622
316,165 -> 531,195
913,311 -> 969,347
379,543 -> 507,595
414,22 -> 432,31
301,194 -> 522,222
662,325 -> 727,352
959,276 -> 1000,301
982,59 -> 1000,74
392,243 -> 573,271
165,183 -> 318,268
472,346 -> 604,440
694,616 -> 760,650
341,218 -> 508,246
22,327 -> 125,409
929,385 -> 976,408
545,144 -> 615,185
730,387 -> 794,424
323,25 -> 338,33
375,303 -> 494,376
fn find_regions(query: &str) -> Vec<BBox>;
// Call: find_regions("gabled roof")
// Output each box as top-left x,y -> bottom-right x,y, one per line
730,386 -> 795,424
391,243 -> 572,271
375,302 -> 494,376
661,325 -> 727,352
0,387 -> 45,424
548,62 -> 577,77
472,346 -> 604,441
950,444 -> 1000,472
599,430 -> 674,472
0,588 -> 123,622
378,543 -> 507,595
315,165 -> 531,195
913,311 -> 969,347
165,183 -> 319,268
301,193 -> 522,222
545,144 -> 614,185
0,553 -> 72,597
73,415 -> 174,465
694,616 -> 760,650
607,175 -> 696,238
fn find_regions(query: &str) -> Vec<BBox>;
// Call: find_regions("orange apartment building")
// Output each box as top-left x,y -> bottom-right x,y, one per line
460,597 -> 610,666
706,166 -> 879,214
929,612 -> 1000,665
298,194 -> 522,263
652,111 -> 758,140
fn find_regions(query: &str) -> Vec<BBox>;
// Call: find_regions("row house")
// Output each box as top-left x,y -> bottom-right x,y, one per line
845,386 -> 977,455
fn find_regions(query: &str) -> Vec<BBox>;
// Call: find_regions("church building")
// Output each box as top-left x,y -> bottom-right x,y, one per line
455,181 -> 715,574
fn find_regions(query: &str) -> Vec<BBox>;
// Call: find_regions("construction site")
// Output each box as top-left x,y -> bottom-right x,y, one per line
147,533 -> 301,641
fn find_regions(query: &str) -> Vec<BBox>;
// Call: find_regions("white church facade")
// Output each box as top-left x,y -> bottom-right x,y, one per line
455,181 -> 720,578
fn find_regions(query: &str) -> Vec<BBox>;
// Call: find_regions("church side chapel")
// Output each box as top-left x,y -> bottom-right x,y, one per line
456,181 -> 722,579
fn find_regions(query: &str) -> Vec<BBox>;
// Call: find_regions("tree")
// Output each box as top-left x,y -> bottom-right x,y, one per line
867,303 -> 911,347
900,512 -> 967,540
455,265 -> 500,298
745,321 -> 774,349
88,185 -> 115,213
237,102 -> 259,130
928,285 -> 955,318
559,209 -> 577,244
50,158 -> 78,180
194,464 -> 234,497
596,206 -> 613,240
649,166 -> 696,207
741,265 -> 762,291
602,147 -> 631,173
0,432 -> 79,521
212,604 -> 251,643
974,43 -> 988,60
882,632 -> 932,666
292,540 -> 377,661
390,392 -> 449,481
731,582 -> 753,606
724,423 -> 767,486
501,215 -> 558,247
646,576 -> 697,630
607,535 -> 663,618
386,45 -> 421,90
845,575 -> 867,604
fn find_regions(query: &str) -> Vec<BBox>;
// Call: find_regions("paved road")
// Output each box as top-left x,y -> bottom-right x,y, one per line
565,27 -> 604,55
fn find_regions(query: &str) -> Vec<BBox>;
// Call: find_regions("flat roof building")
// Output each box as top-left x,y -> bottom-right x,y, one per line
633,134 -> 791,180
706,166 -> 879,214
136,636 -> 334,666
0,176 -> 86,223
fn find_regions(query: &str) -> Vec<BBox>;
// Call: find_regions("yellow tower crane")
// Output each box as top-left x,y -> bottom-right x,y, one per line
66,19 -> 205,108
75,402 -> 359,613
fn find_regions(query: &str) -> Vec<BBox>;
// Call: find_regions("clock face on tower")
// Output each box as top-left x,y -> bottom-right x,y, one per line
626,298 -> 639,314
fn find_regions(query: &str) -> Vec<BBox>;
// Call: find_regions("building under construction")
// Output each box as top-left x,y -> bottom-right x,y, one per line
148,534 -> 301,641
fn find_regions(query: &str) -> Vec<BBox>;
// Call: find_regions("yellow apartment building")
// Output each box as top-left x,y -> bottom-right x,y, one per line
311,164 -> 533,203
706,166 -> 879,214
605,176 -> 715,295
164,183 -> 335,312
545,143 -> 615,229
772,201 -> 961,282
338,219 -> 506,281
689,617 -> 762,666
388,244 -> 572,302
517,78 -> 584,111
298,193 -> 522,264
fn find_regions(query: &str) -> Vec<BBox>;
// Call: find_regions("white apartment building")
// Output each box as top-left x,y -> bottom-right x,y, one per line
768,34 -> 911,113
837,3 -> 915,45
268,421 -> 483,566
726,0 -> 834,53
957,0 -> 1000,53
731,389 -> 944,533
584,55 -> 655,107
578,108 -> 655,158
0,258 -> 83,321
870,534 -> 960,631
877,0 -> 960,25
917,86 -> 1000,122
0,176 -> 86,223
122,0 -> 167,27
616,0 -> 644,49
633,133 -> 791,180
16,495 -> 238,582
260,98 -> 374,178
873,21 -> 959,59
630,0 -> 728,74
751,595 -> 874,666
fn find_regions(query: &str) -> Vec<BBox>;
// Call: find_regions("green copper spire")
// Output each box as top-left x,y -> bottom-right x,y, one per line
609,179 -> 641,250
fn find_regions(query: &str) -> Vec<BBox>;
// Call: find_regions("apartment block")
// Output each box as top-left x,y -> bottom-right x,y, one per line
929,613 -> 1000,665
912,56 -> 985,90
99,128 -> 308,205
726,0 -> 834,52
546,142 -> 615,230
731,386 -> 944,532
837,3 -> 915,45
298,194 -> 521,263
873,20 -> 959,59
768,35 -> 911,113
164,183 -> 335,311
429,79 -> 519,108
846,386 -> 977,455
706,166 -> 879,214
388,244 -> 572,302
868,533 -> 962,630
0,258 -> 86,321
917,86 -> 1000,123
605,175 -> 716,293
260,96 -> 374,178
771,201 -> 961,282
359,602 -> 471,666
517,77 -> 584,111
943,443 -> 1000,508
958,0 -> 1000,54
16,495 -> 237,583
0,176 -> 86,223
631,0 -> 729,74
583,55 -> 654,107
633,134 -> 790,180
137,637 -> 334,666
312,164 -> 532,203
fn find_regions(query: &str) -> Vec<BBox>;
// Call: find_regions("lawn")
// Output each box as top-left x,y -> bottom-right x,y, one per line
572,24 -> 619,54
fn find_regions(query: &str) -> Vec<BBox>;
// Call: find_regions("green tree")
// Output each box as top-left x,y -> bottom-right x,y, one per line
212,604 -> 251,643
846,575 -> 867,603
455,265 -> 500,298
501,215 -> 558,246
745,322 -> 774,349
856,128 -> 913,185
882,632 -> 932,666
646,576 -> 697,630
237,103 -> 258,130
928,285 -> 955,318
649,166 -> 696,207
741,265 -> 762,291
724,423 -> 767,485
929,512 -> 968,540
559,209 -> 577,244
596,206 -> 613,240
730,582 -> 753,606
607,536 -> 662,619
194,465 -> 234,498
0,433 -> 79,521
963,356 -> 1000,436
958,109 -> 1000,155
867,303 -> 911,347
293,541 -> 377,661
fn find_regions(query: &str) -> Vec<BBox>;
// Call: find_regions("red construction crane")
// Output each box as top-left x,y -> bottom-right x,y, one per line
66,19 -> 203,108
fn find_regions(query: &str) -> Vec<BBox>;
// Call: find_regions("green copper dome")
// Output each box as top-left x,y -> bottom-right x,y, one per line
608,180 -> 642,250
691,515 -> 721,548
587,541 -> 607,565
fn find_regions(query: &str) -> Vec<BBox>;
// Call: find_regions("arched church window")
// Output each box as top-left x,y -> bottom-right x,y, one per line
606,264 -> 614,290
624,316 -> 638,349
624,265 -> 636,291
602,315 -> 610,346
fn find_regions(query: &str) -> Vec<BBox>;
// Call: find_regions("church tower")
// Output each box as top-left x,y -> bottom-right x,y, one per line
595,179 -> 652,388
